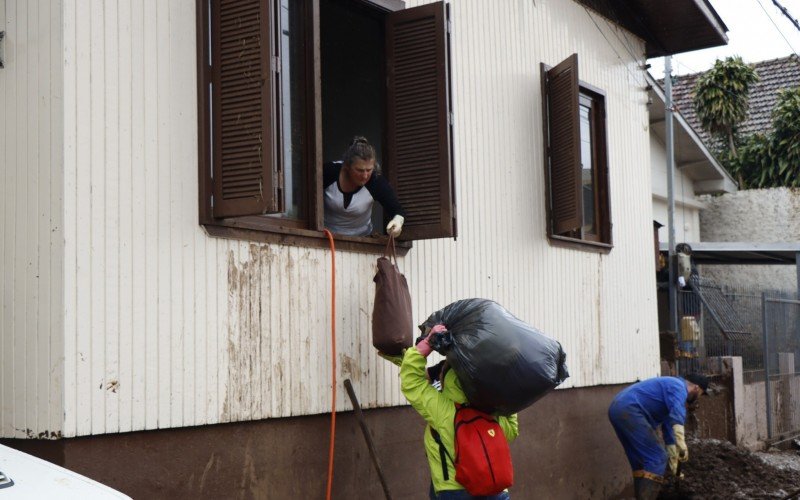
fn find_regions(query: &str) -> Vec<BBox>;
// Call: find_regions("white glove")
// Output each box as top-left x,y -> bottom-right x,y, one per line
386,215 -> 405,237
673,424 -> 689,462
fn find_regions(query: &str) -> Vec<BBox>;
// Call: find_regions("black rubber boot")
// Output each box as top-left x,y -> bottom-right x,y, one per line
634,477 -> 662,500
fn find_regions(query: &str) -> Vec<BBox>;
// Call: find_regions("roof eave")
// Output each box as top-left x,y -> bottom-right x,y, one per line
646,73 -> 738,194
576,0 -> 729,58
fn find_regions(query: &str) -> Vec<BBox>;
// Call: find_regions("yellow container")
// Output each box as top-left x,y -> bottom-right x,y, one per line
680,316 -> 700,342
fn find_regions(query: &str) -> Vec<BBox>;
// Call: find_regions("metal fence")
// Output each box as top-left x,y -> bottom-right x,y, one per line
673,280 -> 800,440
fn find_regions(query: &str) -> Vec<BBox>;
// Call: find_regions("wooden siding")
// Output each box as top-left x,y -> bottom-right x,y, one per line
0,0 -> 65,439
650,135 -> 703,243
12,0 -> 658,438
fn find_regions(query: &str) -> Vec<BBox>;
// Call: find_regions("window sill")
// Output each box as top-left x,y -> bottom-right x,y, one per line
547,234 -> 613,254
202,218 -> 411,256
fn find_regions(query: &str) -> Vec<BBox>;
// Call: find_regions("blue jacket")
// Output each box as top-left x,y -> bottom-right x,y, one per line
610,377 -> 688,445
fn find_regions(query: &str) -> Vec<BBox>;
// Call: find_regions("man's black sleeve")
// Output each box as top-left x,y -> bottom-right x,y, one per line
323,161 -> 340,189
366,174 -> 406,218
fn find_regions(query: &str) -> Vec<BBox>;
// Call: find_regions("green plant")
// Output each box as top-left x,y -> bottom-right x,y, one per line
694,57 -> 759,161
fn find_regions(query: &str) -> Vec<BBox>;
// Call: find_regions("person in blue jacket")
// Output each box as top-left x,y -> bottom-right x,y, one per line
608,374 -> 709,500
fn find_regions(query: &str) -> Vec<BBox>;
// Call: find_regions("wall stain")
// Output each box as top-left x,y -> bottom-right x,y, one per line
222,242 -> 335,419
224,244 -> 277,421
340,354 -> 360,382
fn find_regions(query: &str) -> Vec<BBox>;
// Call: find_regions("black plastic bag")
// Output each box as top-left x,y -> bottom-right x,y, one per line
422,298 -> 569,415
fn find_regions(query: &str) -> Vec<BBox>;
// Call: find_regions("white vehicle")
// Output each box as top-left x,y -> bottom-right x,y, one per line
0,444 -> 131,499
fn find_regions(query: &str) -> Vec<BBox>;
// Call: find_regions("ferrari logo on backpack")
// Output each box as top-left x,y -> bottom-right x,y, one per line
488,429 -> 496,437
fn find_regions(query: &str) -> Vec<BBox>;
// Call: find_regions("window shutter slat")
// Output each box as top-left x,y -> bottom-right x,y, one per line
211,0 -> 278,218
546,54 -> 582,235
386,2 -> 455,240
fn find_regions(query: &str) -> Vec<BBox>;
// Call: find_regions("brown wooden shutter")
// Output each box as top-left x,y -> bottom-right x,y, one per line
386,1 -> 455,240
545,54 -> 581,235
211,0 -> 280,218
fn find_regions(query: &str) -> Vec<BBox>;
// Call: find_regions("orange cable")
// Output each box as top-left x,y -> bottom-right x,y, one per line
323,229 -> 336,500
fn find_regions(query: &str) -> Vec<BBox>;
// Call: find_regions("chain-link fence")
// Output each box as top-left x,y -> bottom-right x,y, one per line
671,279 -> 800,440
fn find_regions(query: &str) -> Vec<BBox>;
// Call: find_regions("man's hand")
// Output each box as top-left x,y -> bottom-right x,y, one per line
673,424 -> 689,462
386,215 -> 404,238
415,324 -> 446,358
666,444 -> 681,476
377,351 -> 404,367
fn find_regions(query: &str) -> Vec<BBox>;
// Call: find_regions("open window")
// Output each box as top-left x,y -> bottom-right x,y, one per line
197,0 -> 456,250
541,54 -> 612,249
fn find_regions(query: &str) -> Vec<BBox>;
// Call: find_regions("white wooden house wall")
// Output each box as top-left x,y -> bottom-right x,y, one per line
0,0 -> 65,439
0,0 -> 660,439
650,135 -> 703,243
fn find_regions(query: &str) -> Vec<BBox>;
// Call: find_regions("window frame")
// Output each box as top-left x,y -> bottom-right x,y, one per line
196,0 -> 413,254
541,57 -> 612,252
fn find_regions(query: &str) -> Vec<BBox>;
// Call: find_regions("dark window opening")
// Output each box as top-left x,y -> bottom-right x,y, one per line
321,0 -> 387,228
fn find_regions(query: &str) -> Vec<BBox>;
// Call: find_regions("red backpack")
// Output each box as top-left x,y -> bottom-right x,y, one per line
430,405 -> 514,496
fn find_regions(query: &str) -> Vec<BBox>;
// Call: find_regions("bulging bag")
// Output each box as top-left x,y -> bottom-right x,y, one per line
423,298 -> 569,415
372,236 -> 413,355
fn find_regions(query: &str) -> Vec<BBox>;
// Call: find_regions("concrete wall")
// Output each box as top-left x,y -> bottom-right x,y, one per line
1,384 -> 634,500
706,355 -> 800,450
699,188 -> 800,292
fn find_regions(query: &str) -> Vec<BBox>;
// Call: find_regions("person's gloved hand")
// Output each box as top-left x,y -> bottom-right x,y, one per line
415,324 -> 446,358
666,444 -> 681,476
416,336 -> 433,357
386,215 -> 405,238
377,351 -> 404,367
673,424 -> 689,462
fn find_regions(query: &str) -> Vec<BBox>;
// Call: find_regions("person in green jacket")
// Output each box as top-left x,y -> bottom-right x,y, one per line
395,326 -> 519,499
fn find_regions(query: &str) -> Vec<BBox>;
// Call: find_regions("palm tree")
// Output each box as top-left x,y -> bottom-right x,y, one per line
693,56 -> 759,158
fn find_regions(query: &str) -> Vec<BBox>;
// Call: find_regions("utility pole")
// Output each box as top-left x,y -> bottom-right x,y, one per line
665,56 -> 679,346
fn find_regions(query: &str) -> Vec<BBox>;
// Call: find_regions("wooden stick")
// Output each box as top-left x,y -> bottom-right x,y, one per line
344,379 -> 393,500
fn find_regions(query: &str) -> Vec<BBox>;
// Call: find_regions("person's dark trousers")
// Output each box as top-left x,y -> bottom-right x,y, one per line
633,477 -> 661,500
429,484 -> 511,499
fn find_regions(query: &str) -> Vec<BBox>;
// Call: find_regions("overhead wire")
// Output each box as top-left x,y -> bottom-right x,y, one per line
754,0 -> 800,57
581,6 -> 648,88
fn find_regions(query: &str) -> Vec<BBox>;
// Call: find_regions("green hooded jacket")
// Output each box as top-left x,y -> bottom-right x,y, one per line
395,348 -> 519,494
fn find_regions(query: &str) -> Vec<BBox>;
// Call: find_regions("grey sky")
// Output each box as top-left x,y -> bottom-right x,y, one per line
648,0 -> 800,77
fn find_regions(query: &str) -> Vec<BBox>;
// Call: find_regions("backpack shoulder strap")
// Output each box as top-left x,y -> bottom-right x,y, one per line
430,426 -> 454,481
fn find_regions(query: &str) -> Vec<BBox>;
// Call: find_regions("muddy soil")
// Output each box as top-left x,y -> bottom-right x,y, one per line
659,439 -> 800,499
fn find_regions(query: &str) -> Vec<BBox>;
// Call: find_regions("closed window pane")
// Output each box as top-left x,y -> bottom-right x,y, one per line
278,0 -> 306,219
579,100 -> 595,234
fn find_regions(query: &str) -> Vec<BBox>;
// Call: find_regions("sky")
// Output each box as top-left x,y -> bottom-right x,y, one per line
648,0 -> 800,77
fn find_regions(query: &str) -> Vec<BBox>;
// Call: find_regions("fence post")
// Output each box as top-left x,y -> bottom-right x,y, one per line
761,292 -> 773,440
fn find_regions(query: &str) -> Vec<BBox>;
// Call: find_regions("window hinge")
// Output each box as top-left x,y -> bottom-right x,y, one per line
447,20 -> 452,34
448,112 -> 454,126
210,194 -> 214,209
272,55 -> 280,73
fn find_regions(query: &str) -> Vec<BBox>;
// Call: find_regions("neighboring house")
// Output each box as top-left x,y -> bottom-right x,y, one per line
0,0 -> 727,498
670,54 -> 800,151
666,56 -> 800,293
647,73 -> 737,245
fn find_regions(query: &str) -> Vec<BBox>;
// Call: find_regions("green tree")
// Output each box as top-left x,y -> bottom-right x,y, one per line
770,87 -> 800,187
693,56 -> 759,159
725,88 -> 800,189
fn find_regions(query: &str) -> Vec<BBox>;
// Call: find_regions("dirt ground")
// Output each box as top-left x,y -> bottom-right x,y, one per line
658,439 -> 800,499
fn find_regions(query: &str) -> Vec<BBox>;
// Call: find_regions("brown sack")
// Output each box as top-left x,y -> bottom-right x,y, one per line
372,236 -> 413,355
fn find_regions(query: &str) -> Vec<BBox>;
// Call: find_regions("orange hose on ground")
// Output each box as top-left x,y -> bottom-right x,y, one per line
323,229 -> 336,500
